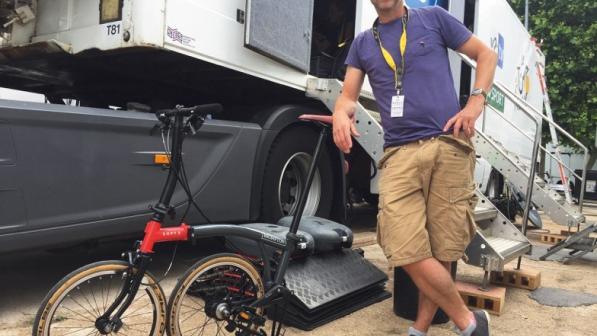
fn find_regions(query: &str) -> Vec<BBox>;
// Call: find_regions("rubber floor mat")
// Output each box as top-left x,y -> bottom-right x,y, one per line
268,248 -> 391,330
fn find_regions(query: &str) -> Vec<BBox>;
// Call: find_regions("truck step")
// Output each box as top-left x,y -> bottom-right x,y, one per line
485,237 -> 531,262
474,207 -> 498,222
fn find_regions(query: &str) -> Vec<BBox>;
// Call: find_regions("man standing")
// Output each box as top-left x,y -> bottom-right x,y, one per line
333,1 -> 497,335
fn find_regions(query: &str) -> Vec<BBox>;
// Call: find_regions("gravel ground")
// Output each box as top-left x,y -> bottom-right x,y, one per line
1,207 -> 596,336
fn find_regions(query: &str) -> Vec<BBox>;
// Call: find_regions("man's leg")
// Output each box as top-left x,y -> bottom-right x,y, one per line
403,258 -> 473,331
411,136 -> 482,333
412,261 -> 451,333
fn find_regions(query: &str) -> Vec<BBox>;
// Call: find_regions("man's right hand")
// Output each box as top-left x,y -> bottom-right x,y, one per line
333,66 -> 365,154
333,108 -> 360,154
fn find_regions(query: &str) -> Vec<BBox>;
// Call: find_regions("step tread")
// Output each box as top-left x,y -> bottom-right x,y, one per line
473,207 -> 498,222
485,236 -> 529,256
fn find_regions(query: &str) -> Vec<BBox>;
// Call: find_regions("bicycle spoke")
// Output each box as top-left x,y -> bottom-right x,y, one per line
180,308 -> 201,324
187,295 -> 206,309
215,321 -> 224,336
77,286 -> 101,318
196,318 -> 209,336
121,321 -> 153,327
81,328 -> 99,336
53,316 -> 94,324
66,294 -> 98,321
120,310 -> 154,320
182,315 -> 209,335
105,274 -> 117,312
58,326 -> 95,336
100,275 -> 110,313
58,303 -> 95,324
122,325 -> 149,333
87,280 -> 103,317
181,302 -> 204,311
121,294 -> 150,319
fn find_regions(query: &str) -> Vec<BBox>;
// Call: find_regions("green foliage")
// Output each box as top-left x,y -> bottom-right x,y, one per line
508,0 -> 596,155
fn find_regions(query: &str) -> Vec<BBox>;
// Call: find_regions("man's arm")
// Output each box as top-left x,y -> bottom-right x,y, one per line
333,66 -> 365,153
443,36 -> 498,138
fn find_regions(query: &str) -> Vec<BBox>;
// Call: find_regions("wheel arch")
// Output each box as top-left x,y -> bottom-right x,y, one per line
247,104 -> 344,222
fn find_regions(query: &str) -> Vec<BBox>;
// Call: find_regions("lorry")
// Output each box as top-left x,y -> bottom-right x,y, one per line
0,0 -> 593,274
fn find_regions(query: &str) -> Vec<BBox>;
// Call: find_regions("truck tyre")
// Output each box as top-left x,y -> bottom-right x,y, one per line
261,126 -> 333,223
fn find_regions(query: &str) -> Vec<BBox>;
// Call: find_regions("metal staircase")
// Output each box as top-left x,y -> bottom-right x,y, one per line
306,56 -> 591,273
473,131 -> 584,226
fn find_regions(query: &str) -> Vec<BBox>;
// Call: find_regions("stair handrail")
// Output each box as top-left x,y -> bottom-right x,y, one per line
457,54 -> 542,260
459,53 -> 589,216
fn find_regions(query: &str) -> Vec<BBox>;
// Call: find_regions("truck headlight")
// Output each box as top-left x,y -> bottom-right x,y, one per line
100,0 -> 122,24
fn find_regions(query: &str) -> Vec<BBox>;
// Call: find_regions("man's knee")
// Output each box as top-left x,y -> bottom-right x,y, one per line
401,257 -> 434,275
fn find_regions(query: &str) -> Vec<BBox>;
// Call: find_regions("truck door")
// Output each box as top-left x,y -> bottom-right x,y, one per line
244,0 -> 315,72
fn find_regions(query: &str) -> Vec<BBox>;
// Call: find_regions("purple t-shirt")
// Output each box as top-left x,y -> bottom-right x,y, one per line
345,6 -> 472,147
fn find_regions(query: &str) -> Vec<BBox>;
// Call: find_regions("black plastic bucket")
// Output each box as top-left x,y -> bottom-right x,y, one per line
393,263 -> 456,324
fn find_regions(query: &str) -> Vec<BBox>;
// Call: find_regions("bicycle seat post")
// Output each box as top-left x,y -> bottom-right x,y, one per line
287,125 -> 329,235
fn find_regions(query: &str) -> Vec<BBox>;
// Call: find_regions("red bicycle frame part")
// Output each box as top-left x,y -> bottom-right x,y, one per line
139,220 -> 190,253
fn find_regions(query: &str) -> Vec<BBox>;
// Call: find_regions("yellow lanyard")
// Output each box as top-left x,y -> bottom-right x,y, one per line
372,8 -> 409,93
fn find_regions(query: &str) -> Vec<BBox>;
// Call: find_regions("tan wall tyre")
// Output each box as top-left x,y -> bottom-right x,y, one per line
167,253 -> 265,336
33,260 -> 166,336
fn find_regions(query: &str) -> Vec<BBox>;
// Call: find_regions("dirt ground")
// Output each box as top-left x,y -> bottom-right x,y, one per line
1,207 -> 596,336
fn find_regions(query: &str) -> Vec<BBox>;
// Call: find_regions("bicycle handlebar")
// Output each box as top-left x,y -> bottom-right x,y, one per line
157,103 -> 223,118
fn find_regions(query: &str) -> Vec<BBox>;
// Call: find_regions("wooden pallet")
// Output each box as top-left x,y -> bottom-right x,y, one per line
540,233 -> 566,245
490,266 -> 541,290
560,229 -> 579,236
456,281 -> 506,315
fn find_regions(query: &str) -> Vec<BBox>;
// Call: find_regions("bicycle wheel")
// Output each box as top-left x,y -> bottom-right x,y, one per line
33,260 -> 167,336
167,253 -> 265,336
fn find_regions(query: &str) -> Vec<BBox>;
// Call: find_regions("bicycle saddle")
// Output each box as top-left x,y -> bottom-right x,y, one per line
225,223 -> 315,260
277,216 -> 353,253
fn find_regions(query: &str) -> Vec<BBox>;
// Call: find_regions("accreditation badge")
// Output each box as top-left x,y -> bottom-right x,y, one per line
391,94 -> 405,118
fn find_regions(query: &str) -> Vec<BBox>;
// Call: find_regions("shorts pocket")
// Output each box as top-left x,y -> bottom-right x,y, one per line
428,183 -> 477,255
449,185 -> 478,245
377,147 -> 401,169
439,134 -> 475,155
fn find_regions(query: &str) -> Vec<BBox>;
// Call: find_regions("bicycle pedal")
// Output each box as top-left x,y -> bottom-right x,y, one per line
225,321 -> 237,332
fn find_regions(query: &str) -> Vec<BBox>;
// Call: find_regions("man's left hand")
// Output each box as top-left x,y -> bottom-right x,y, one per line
443,96 -> 485,138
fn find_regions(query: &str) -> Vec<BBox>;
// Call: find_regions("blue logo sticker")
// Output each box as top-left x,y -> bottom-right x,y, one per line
405,0 -> 440,8
497,33 -> 504,69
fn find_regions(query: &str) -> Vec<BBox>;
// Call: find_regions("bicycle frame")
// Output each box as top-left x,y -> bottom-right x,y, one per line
98,108 -> 330,331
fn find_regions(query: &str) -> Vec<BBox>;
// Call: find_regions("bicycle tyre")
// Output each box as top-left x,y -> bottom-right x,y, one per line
167,253 -> 265,336
33,260 -> 167,336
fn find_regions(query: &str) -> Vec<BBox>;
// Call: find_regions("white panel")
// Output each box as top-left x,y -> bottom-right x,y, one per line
129,0 -> 165,47
474,0 -> 543,162
163,0 -> 309,90
0,88 -> 45,103
31,0 -> 164,53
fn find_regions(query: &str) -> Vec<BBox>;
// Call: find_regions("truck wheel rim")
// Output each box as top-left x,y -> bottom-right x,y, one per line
278,152 -> 321,217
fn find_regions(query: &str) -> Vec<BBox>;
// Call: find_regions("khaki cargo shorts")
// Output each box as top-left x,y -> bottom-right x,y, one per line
376,134 -> 478,267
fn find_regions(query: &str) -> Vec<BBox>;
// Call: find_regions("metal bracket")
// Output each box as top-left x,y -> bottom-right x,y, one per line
540,223 -> 597,262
